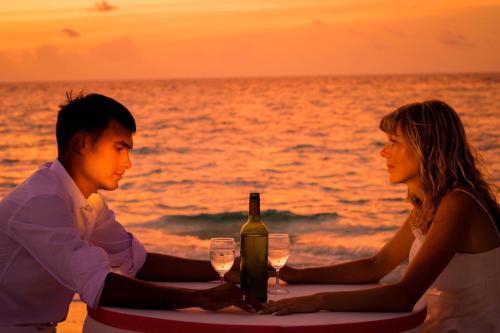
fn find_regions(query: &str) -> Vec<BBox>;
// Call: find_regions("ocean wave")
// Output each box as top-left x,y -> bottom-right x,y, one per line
131,210 -> 404,240
321,186 -> 340,192
296,244 -> 376,260
134,210 -> 339,239
380,197 -> 405,202
223,179 -> 266,187
165,147 -> 191,154
333,223 -> 397,235
478,142 -> 500,151
133,147 -> 161,155
157,179 -> 194,186
156,210 -> 340,223
282,144 -> 317,152
157,203 -> 206,211
1,158 -> 20,164
282,145 -> 354,155
340,198 -> 369,205
134,168 -> 162,177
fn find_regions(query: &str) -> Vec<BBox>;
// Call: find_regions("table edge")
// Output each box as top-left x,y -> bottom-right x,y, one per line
87,305 -> 427,333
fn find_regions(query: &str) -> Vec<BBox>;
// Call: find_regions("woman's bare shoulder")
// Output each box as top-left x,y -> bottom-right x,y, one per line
439,188 -> 500,252
435,189 -> 477,221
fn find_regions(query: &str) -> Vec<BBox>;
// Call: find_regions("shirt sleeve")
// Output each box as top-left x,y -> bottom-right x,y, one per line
90,195 -> 147,278
6,194 -> 111,308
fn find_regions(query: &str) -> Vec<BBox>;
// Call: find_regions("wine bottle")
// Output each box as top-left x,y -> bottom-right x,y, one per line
240,193 -> 268,303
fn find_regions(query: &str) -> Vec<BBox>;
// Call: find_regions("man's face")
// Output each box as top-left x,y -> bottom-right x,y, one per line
80,119 -> 133,193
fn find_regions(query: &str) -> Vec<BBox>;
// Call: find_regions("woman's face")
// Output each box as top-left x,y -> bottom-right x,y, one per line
379,128 -> 420,189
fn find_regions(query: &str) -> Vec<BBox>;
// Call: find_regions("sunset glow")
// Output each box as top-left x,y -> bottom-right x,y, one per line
1,0 -> 499,81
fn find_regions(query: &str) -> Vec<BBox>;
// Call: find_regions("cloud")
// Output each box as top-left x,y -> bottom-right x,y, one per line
372,42 -> 392,50
91,1 -> 116,12
386,28 -> 406,37
61,28 -> 80,38
90,37 -> 139,63
311,20 -> 324,28
438,30 -> 474,47
0,52 -> 16,79
0,37 -> 143,82
35,45 -> 62,60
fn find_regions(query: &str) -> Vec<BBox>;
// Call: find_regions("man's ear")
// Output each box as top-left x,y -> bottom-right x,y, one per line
71,131 -> 92,155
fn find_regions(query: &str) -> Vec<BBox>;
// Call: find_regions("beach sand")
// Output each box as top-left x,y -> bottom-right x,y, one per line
57,301 -> 86,333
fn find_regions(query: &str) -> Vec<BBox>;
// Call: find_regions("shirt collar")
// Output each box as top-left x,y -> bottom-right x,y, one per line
49,160 -> 92,211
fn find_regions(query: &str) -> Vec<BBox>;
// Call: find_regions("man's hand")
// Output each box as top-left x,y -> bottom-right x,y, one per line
193,283 -> 261,312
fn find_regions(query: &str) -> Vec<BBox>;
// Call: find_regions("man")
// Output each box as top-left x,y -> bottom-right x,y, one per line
0,93 -> 251,332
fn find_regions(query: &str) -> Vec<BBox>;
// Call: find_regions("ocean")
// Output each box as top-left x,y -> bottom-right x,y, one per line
0,74 -> 499,277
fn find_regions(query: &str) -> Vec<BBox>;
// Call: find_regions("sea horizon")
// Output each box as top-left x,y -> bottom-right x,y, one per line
1,70 -> 499,85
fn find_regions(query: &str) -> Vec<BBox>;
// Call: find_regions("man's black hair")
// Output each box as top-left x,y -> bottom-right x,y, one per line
56,92 -> 136,155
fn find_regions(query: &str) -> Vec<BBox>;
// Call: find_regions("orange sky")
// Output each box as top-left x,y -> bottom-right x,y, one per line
1,0 -> 499,82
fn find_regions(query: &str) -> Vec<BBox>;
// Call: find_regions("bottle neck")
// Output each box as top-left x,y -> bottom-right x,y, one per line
248,199 -> 260,221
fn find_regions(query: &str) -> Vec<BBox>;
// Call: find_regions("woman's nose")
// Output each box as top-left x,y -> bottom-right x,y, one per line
380,145 -> 389,158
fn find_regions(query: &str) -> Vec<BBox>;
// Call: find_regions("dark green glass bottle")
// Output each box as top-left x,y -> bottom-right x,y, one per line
240,193 -> 268,303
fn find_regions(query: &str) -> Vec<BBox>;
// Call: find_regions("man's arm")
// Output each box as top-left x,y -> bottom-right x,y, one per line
135,252 -> 220,282
99,272 -> 253,311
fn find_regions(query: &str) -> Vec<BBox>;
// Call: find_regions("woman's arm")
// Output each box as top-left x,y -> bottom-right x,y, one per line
261,283 -> 415,315
262,191 -> 472,315
281,215 -> 415,284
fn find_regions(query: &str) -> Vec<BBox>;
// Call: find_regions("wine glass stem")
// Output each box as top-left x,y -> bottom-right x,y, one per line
275,269 -> 280,290
220,274 -> 224,284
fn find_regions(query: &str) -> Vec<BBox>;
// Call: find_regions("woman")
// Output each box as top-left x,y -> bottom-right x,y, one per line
261,100 -> 500,332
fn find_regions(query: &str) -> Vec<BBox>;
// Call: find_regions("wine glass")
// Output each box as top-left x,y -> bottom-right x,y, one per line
209,238 -> 235,284
268,233 -> 290,294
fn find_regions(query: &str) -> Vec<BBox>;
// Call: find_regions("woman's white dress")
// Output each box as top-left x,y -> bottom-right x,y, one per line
408,190 -> 500,332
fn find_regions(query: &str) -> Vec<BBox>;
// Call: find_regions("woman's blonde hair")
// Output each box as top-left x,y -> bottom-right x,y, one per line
379,100 -> 499,231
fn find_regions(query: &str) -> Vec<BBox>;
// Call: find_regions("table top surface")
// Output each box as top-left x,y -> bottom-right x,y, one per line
87,281 -> 426,333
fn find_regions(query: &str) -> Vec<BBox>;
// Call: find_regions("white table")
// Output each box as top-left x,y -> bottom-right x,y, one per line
84,282 -> 426,333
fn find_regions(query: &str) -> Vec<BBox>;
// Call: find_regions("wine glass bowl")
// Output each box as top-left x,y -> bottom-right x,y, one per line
268,233 -> 290,294
209,238 -> 235,283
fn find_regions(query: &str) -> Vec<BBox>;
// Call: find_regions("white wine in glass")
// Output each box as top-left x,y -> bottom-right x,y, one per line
210,238 -> 235,283
268,234 -> 290,294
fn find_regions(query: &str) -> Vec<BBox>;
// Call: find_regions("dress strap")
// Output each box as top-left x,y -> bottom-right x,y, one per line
453,188 -> 500,238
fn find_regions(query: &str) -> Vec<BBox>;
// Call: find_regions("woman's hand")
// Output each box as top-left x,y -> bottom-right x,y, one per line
259,295 -> 321,315
275,265 -> 302,284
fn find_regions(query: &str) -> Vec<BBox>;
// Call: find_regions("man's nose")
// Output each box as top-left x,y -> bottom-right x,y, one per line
123,151 -> 132,169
